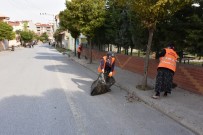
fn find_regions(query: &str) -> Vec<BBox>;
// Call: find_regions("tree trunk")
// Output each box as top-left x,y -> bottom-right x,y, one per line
89,40 -> 92,64
141,28 -> 154,89
74,38 -> 77,56
119,46 -> 121,53
117,45 -> 119,53
110,44 -> 112,51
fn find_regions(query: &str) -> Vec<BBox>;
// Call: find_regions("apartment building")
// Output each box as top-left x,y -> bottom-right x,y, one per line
0,13 -> 9,22
35,23 -> 54,38
8,21 -> 54,38
8,20 -> 36,32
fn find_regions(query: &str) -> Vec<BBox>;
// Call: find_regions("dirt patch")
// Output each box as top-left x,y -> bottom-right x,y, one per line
125,92 -> 141,103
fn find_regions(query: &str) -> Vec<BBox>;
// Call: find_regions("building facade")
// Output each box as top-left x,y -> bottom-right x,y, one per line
35,23 -> 54,38
8,20 -> 36,32
8,21 -> 54,40
0,13 -> 9,22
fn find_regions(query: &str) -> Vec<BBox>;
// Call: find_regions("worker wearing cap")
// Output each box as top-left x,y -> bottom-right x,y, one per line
98,51 -> 116,91
152,42 -> 178,99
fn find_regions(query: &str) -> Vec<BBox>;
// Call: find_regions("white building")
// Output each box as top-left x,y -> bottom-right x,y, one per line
56,13 -> 87,51
59,30 -> 87,51
8,21 -> 54,40
0,13 -> 9,22
8,20 -> 36,32
35,23 -> 54,38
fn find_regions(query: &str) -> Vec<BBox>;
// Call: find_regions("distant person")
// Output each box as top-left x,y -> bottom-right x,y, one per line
32,40 -> 35,48
152,42 -> 178,99
98,51 -> 116,91
77,43 -> 83,59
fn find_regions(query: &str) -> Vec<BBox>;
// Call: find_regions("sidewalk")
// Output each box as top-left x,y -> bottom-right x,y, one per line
67,52 -> 203,135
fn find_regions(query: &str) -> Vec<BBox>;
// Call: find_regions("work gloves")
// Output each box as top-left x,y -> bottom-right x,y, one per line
108,72 -> 113,77
102,69 -> 113,77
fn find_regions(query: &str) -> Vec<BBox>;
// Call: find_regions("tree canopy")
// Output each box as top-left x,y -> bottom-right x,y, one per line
57,0 -> 202,70
117,0 -> 193,89
59,1 -> 80,39
59,0 -> 106,63
19,30 -> 34,43
0,21 -> 15,40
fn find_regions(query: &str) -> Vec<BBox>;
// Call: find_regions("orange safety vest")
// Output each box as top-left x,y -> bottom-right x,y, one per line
158,48 -> 178,72
98,56 -> 116,75
77,45 -> 82,52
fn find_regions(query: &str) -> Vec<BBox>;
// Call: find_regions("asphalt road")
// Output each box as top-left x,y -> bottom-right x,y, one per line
0,44 -> 196,135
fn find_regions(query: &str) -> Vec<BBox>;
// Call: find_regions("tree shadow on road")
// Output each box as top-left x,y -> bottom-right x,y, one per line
0,89 -> 77,135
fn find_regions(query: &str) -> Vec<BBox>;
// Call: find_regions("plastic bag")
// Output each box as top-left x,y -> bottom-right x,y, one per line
90,73 -> 109,96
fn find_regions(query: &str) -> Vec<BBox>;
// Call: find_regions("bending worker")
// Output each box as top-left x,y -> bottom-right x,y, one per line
98,51 -> 116,91
152,42 -> 178,99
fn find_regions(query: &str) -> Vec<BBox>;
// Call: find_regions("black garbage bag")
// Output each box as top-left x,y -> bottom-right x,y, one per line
91,73 -> 109,96
172,82 -> 177,89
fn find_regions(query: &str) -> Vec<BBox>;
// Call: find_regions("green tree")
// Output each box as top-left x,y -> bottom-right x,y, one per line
53,28 -> 64,47
0,21 -> 15,40
59,0 -> 81,56
20,30 -> 34,45
40,32 -> 49,42
103,2 -> 125,52
118,0 -> 192,89
23,21 -> 28,31
75,0 -> 106,63
185,14 -> 203,59
153,2 -> 203,60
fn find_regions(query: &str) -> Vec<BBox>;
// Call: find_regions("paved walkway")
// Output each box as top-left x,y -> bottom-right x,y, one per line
66,51 -> 203,135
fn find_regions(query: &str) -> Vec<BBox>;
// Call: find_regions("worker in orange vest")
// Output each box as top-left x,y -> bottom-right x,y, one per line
77,43 -> 83,59
152,42 -> 178,99
98,51 -> 116,91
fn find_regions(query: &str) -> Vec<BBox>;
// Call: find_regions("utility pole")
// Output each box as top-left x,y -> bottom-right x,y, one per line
40,13 -> 58,48
40,13 -> 57,32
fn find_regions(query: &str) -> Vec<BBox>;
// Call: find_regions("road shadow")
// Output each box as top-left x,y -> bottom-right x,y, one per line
0,89 -> 77,135
71,78 -> 92,91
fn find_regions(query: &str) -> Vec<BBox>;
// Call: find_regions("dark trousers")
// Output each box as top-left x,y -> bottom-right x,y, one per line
77,52 -> 81,59
155,68 -> 174,93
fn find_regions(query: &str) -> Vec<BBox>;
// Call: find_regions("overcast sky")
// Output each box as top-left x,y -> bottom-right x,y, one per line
0,0 -> 66,23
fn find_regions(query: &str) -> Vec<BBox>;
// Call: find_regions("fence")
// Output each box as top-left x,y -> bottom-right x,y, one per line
82,48 -> 203,95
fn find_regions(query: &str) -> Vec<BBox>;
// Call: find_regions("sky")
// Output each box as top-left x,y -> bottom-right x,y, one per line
0,0 -> 66,23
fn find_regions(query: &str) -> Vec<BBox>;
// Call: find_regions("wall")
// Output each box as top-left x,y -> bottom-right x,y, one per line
82,48 -> 203,95
0,41 -> 4,51
9,40 -> 20,47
